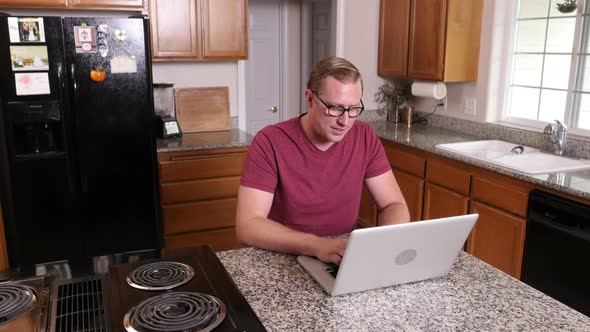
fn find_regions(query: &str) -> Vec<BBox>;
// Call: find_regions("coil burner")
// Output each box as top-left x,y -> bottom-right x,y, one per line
127,261 -> 195,291
0,285 -> 38,325
123,292 -> 226,332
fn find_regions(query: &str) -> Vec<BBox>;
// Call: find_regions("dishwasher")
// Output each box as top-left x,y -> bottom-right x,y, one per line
522,189 -> 590,316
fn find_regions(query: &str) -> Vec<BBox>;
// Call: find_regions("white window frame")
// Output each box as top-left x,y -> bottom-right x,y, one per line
501,0 -> 590,137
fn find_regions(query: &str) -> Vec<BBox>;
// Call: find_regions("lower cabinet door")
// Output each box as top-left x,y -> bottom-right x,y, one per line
393,169 -> 424,221
466,201 -> 526,279
423,182 -> 468,220
164,228 -> 243,252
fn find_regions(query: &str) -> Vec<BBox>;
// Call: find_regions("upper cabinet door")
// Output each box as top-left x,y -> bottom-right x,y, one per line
378,0 -> 410,77
0,0 -> 66,6
71,0 -> 143,8
149,0 -> 201,60
407,0 -> 447,81
201,0 -> 248,59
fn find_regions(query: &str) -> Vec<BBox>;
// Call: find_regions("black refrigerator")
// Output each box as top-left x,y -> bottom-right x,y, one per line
0,15 -> 161,268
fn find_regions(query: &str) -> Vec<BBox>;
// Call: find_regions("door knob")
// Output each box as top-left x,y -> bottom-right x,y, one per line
271,106 -> 278,113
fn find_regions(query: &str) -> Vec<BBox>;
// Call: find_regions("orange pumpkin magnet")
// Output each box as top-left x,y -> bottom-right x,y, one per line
90,66 -> 106,82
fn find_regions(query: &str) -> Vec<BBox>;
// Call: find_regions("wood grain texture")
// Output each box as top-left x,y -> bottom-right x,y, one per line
201,0 -> 248,59
443,0 -> 483,82
393,169 -> 424,221
160,152 -> 245,181
71,0 -> 143,8
0,0 -> 66,6
149,0 -> 201,59
407,0 -> 447,80
378,0 -> 411,77
471,174 -> 532,218
423,182 -> 468,220
164,227 -> 244,252
162,198 -> 237,235
426,157 -> 471,195
175,87 -> 231,133
467,201 -> 526,279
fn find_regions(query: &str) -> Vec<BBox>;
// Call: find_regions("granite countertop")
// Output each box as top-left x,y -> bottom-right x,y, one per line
369,121 -> 590,201
156,129 -> 252,153
218,247 -> 590,331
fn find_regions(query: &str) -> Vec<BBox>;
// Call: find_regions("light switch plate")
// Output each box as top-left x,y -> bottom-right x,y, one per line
464,98 -> 476,115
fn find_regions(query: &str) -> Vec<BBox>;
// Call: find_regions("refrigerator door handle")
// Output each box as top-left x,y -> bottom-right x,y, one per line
71,63 -> 79,102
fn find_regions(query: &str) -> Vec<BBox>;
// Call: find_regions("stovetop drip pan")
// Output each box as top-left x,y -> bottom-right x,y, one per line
123,291 -> 226,332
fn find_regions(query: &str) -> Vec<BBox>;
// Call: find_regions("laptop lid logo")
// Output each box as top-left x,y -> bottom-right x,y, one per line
395,249 -> 417,265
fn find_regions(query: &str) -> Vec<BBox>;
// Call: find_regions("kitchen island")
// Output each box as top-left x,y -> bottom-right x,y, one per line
217,247 -> 590,331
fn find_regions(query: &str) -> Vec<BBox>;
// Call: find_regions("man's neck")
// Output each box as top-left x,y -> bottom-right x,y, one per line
299,113 -> 333,151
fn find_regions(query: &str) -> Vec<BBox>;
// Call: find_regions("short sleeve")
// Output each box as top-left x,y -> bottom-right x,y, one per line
364,125 -> 391,179
240,131 -> 279,193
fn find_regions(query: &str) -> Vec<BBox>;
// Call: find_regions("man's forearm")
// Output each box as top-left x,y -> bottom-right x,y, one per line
377,201 -> 411,226
236,216 -> 321,256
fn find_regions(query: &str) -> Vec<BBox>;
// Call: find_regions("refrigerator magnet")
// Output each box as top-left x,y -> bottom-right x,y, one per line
14,72 -> 51,96
7,17 -> 46,43
90,66 -> 106,82
74,25 -> 97,54
10,46 -> 49,71
110,55 -> 136,74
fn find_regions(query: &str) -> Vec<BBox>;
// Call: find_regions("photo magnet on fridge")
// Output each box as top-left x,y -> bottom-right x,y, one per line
7,17 -> 46,43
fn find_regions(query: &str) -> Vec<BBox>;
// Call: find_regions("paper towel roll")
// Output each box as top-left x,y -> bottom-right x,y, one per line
411,81 -> 447,100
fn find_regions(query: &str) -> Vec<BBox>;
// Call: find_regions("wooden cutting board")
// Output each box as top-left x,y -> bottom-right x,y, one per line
175,87 -> 231,133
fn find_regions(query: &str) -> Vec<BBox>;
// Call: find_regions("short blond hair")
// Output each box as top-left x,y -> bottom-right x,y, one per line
307,57 -> 364,93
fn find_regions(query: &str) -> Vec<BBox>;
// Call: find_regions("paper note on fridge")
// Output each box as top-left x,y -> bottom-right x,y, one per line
110,55 -> 137,74
14,72 -> 51,96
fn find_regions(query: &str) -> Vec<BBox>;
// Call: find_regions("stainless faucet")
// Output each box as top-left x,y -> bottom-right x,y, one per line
543,120 -> 567,155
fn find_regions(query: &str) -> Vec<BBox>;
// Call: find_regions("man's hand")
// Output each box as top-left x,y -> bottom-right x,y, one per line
313,237 -> 348,265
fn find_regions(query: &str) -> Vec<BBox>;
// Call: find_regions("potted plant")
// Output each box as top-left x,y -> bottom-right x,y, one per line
374,80 -> 413,123
556,0 -> 577,13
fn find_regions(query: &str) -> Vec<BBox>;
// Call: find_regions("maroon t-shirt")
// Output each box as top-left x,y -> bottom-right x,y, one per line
240,117 -> 391,236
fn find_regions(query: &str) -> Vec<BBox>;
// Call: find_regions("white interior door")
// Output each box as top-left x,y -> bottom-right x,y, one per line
312,1 -> 332,64
245,0 -> 282,135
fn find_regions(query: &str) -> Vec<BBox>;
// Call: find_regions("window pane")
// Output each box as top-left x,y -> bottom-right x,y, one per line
512,54 -> 543,86
515,20 -> 548,52
542,55 -> 572,89
583,14 -> 590,53
575,55 -> 590,91
519,0 -> 550,18
546,18 -> 576,52
509,86 -> 540,119
575,93 -> 590,129
539,89 -> 566,122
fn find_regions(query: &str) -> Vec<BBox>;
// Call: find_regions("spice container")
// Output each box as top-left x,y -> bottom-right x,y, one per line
403,106 -> 414,128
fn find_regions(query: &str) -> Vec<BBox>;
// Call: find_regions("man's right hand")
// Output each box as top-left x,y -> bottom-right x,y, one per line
313,237 -> 348,265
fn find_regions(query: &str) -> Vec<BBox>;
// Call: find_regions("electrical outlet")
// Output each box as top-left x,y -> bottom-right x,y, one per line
463,98 -> 476,115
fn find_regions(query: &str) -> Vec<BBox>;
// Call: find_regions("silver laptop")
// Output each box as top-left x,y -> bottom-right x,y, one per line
297,214 -> 478,296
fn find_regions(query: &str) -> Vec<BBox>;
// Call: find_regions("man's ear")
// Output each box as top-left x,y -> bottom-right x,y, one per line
304,89 -> 314,107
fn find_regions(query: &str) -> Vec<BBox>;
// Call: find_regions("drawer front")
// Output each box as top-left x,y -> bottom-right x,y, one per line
160,153 -> 246,182
383,143 -> 426,177
471,175 -> 530,217
426,158 -> 470,195
161,176 -> 241,204
164,227 -> 243,252
162,198 -> 237,235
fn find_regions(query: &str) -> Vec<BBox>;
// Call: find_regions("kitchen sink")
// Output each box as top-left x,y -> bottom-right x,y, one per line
436,140 -> 590,174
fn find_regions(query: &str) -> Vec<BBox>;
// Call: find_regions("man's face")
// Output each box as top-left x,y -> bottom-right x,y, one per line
305,76 -> 363,146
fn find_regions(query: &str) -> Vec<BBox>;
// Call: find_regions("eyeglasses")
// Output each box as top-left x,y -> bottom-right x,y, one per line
311,91 -> 365,118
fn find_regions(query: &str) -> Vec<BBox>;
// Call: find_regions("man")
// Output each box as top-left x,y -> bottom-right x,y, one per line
236,57 -> 410,264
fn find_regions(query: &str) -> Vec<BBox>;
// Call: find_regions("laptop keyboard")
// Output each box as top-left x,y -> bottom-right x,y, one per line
326,263 -> 339,278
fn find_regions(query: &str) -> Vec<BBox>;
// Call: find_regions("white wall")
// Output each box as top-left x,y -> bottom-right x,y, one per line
339,0 -> 385,110
152,62 -> 239,117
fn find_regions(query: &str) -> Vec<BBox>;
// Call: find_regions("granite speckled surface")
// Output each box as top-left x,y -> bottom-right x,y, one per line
156,129 -> 252,153
217,247 -> 590,331
369,121 -> 590,201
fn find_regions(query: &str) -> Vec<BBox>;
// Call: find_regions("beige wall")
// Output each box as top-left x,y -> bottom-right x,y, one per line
152,62 -> 239,117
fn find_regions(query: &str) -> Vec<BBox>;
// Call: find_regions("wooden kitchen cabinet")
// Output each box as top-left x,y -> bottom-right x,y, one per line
423,183 -> 468,219
423,157 -> 469,219
378,0 -> 483,82
383,140 -> 426,222
70,0 -> 144,9
467,201 -> 526,279
358,185 -> 377,228
149,0 -> 247,61
158,147 -> 248,252
0,0 -> 143,9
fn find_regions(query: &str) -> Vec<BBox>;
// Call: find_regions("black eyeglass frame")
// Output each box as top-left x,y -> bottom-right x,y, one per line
311,90 -> 365,118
